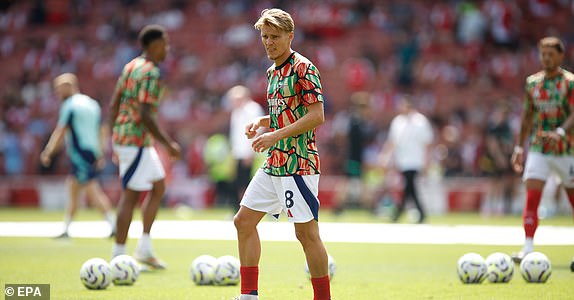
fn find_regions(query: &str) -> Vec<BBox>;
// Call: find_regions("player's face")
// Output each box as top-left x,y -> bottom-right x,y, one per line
539,46 -> 563,72
260,24 -> 293,64
150,36 -> 169,62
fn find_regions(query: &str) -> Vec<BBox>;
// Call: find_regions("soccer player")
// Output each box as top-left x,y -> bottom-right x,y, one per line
233,9 -> 331,300
379,95 -> 433,223
40,73 -> 115,238
110,24 -> 181,269
511,36 -> 574,262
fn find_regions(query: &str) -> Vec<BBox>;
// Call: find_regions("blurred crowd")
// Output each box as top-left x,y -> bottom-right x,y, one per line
1,0 -> 574,186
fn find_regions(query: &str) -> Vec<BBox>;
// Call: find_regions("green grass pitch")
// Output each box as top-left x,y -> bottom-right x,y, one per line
0,209 -> 573,299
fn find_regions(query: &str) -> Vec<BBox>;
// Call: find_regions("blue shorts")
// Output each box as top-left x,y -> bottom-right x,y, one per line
70,149 -> 99,184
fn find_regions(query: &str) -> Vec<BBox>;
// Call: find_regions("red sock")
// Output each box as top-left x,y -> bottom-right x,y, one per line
240,266 -> 258,295
523,189 -> 542,238
311,276 -> 331,300
566,190 -> 574,215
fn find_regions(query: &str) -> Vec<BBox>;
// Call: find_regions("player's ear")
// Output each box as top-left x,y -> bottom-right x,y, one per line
288,31 -> 294,42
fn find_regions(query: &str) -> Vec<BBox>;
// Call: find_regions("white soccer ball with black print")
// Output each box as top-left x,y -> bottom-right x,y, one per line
79,258 -> 113,290
213,255 -> 240,286
485,252 -> 514,283
110,255 -> 140,286
457,253 -> 487,284
304,254 -> 337,281
190,255 -> 218,285
520,252 -> 552,283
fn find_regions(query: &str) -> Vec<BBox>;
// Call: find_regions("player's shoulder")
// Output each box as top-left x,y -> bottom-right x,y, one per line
123,56 -> 159,78
526,71 -> 545,84
561,69 -> 574,82
293,52 -> 317,69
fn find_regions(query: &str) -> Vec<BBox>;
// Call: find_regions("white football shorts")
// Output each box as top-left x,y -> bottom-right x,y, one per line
113,145 -> 166,191
241,169 -> 321,223
523,151 -> 574,188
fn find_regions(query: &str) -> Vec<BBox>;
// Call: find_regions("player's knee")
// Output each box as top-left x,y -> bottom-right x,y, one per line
295,228 -> 321,245
233,213 -> 255,232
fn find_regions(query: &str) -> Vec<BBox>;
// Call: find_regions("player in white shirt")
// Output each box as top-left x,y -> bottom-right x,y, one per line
380,95 -> 434,223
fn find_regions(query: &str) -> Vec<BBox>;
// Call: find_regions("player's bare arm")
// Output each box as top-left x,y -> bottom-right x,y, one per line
140,103 -> 181,160
541,101 -> 574,142
245,115 -> 270,139
109,86 -> 121,131
41,126 -> 66,166
251,102 -> 324,152
511,94 -> 534,173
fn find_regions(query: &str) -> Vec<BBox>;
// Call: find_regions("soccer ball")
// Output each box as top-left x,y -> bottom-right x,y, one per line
190,255 -> 218,285
213,255 -> 240,286
110,255 -> 140,286
485,252 -> 514,283
457,253 -> 487,284
304,254 -> 337,280
520,252 -> 552,283
79,258 -> 113,290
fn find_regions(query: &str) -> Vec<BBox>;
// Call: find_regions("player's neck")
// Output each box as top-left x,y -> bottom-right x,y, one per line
274,50 -> 294,67
544,67 -> 562,79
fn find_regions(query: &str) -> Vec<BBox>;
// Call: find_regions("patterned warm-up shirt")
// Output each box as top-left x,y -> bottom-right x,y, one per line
525,68 -> 574,155
263,52 -> 324,176
112,56 -> 162,147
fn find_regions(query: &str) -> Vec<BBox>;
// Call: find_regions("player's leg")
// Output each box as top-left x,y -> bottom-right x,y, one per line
392,170 -> 410,222
234,206 -> 266,299
512,152 -> 549,262
57,176 -> 81,238
134,178 -> 165,268
295,220 -> 331,300
84,180 -> 116,235
234,170 -> 279,300
113,188 -> 140,257
406,170 -> 425,223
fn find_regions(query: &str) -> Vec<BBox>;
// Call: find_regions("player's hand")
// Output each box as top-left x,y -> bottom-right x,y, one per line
40,150 -> 51,167
540,131 -> 562,143
245,120 -> 261,139
167,141 -> 182,160
251,132 -> 278,152
96,157 -> 106,170
510,149 -> 524,173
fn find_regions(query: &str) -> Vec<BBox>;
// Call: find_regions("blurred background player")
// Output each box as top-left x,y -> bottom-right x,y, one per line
233,8 -> 331,300
379,95 -> 434,223
332,91 -> 374,214
481,103 -> 516,215
227,85 -> 264,212
511,36 -> 574,263
40,73 -> 115,239
110,25 -> 181,269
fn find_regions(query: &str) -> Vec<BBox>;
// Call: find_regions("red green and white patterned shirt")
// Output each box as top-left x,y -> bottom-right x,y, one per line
525,68 -> 574,155
263,52 -> 324,176
112,56 -> 162,147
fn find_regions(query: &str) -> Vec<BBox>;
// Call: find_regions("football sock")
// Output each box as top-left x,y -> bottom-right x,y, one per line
523,189 -> 542,243
523,237 -> 534,253
136,233 -> 153,256
112,243 -> 126,257
63,214 -> 72,233
311,275 -> 331,300
240,266 -> 259,296
239,295 -> 259,300
566,191 -> 574,213
105,212 -> 115,229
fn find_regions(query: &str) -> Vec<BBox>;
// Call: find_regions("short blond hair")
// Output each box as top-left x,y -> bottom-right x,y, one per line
254,8 -> 294,32
53,73 -> 78,89
538,36 -> 565,53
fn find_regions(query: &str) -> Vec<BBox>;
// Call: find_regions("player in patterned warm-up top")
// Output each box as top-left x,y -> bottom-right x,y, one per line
511,36 -> 574,264
233,8 -> 331,300
110,24 -> 181,269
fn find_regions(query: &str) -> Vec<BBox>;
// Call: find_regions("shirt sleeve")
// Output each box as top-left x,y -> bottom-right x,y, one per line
138,67 -> 161,104
298,63 -> 324,106
57,100 -> 71,128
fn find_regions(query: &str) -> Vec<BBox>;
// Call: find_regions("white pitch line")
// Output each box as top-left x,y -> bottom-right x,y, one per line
0,221 -> 573,245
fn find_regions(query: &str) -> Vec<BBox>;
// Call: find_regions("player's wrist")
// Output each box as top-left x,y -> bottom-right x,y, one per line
556,127 -> 566,137
513,145 -> 524,154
